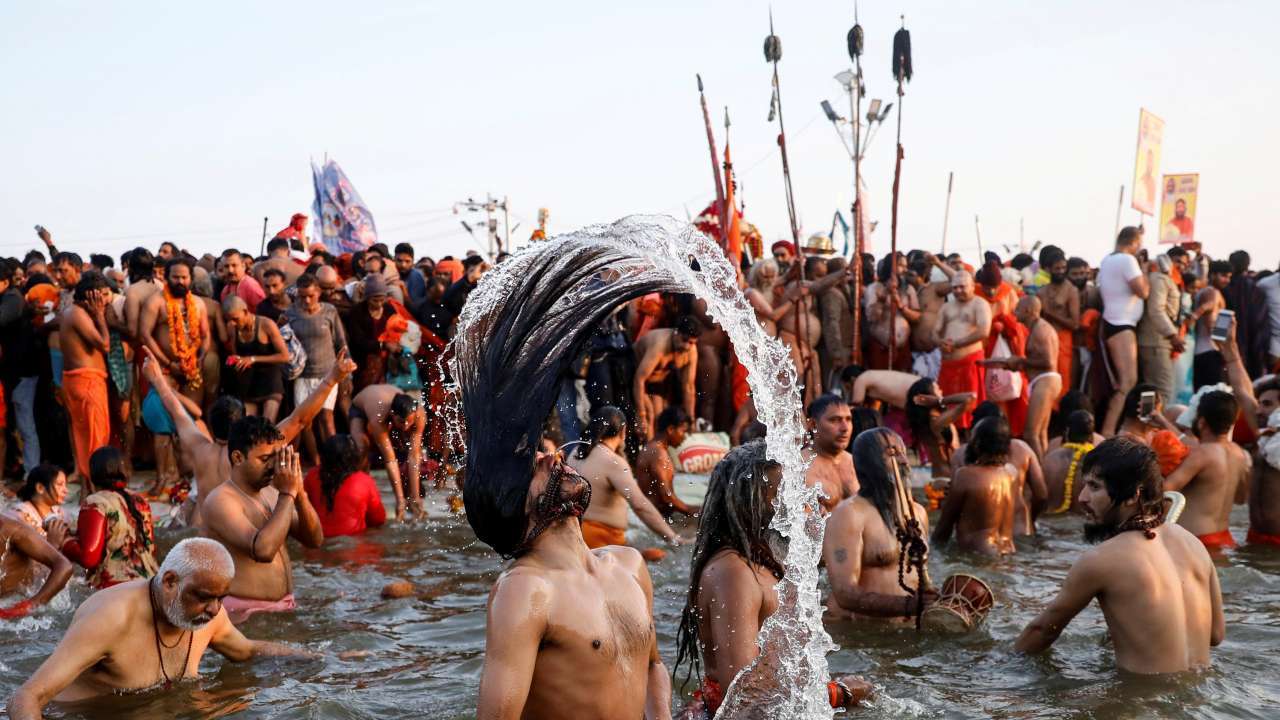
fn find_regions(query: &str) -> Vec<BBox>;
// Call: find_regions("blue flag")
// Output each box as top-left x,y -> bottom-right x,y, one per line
311,159 -> 378,254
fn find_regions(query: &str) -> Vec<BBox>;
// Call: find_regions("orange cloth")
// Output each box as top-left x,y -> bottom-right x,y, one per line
579,518 -> 626,549
1196,530 -> 1237,551
694,677 -> 725,717
1079,309 -> 1101,353
1151,430 -> 1190,477
434,259 -> 463,283
1247,528 -> 1280,546
729,349 -> 750,412
1055,327 -> 1073,397
62,367 -> 110,481
938,350 -> 985,429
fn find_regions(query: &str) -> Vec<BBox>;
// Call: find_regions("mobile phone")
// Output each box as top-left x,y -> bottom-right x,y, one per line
1211,309 -> 1235,343
1139,391 -> 1156,421
33,225 -> 44,234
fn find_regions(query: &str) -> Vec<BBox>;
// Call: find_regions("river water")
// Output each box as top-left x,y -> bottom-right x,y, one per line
1,474 -> 1276,719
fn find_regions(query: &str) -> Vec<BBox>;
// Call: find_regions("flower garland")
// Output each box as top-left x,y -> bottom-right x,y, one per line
1052,442 -> 1094,514
164,288 -> 203,390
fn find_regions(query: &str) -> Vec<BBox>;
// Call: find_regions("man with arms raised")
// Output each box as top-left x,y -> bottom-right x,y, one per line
932,271 -> 992,430
1097,227 -> 1149,436
201,420 -> 324,623
0,514 -> 73,620
824,428 -> 935,622
59,273 -> 114,490
348,383 -> 427,521
1162,390 -> 1250,552
803,393 -> 858,512
567,406 -> 681,549
933,416 -> 1019,556
1016,438 -> 1224,673
634,406 -> 700,522
1188,260 -> 1232,389
982,296 -> 1060,459
674,442 -> 870,717
8,538 -> 310,719
907,252 -> 955,379
633,315 -> 699,439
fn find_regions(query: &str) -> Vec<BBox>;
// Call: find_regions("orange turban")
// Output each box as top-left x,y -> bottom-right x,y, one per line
435,259 -> 463,284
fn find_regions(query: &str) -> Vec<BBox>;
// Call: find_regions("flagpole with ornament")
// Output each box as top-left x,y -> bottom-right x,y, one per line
847,10 -> 865,365
764,11 -> 815,392
696,74 -> 729,248
887,16 -> 912,371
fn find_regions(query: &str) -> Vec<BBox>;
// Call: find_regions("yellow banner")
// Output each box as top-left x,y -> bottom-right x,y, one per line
1131,109 -> 1165,216
1158,173 -> 1198,245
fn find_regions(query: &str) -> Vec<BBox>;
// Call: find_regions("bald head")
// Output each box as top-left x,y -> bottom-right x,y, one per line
1015,294 -> 1041,325
950,270 -> 974,301
221,294 -> 248,315
315,265 -> 340,290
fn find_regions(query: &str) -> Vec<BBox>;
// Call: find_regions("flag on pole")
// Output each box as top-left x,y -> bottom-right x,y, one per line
312,158 -> 378,254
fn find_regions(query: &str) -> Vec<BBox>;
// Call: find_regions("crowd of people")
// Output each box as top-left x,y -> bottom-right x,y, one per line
0,216 -> 1274,718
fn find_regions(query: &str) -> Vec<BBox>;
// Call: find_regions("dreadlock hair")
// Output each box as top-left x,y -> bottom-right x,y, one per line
965,415 -> 1011,466
1080,437 -> 1165,539
207,396 -> 245,443
852,428 -> 907,533
1065,410 -> 1095,444
16,464 -> 63,503
318,434 -> 363,512
673,440 -> 782,691
88,447 -> 152,550
228,416 -> 284,463
575,406 -> 627,459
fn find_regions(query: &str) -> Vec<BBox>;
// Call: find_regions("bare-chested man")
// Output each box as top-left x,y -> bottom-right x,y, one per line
777,261 -> 852,404
59,274 -> 113,489
983,296 -> 1061,459
1188,260 -> 1232,390
803,394 -> 859,512
348,383 -> 427,521
1016,437 -> 1224,674
824,428 -> 936,622
932,271 -> 992,429
251,237 -> 304,287
1163,390 -> 1250,552
951,403 -> 1047,536
865,255 -> 920,373
633,316 -> 699,439
1036,249 -> 1079,388
0,514 -> 73,620
1040,410 -> 1096,515
201,422 -> 324,623
635,406 -> 700,522
142,348 -> 355,528
567,406 -> 681,549
843,366 -> 920,411
933,415 -> 1018,556
907,252 -> 956,379
674,442 -> 870,717
1097,227 -> 1149,436
8,539 -> 310,719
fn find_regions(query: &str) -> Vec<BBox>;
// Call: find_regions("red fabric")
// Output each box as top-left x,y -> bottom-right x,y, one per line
723,145 -> 742,269
1151,430 -> 1189,477
694,677 -> 724,717
1233,414 -> 1258,447
63,367 -> 110,482
0,600 -> 33,620
1080,309 -> 1101,353
1247,528 -> 1280,546
1055,327 -> 1073,398
1196,530 -> 1237,551
61,506 -> 107,570
1003,394 -> 1028,437
729,348 -> 749,412
275,213 -> 309,241
867,337 -> 911,372
938,350 -> 985,429
303,468 -> 386,538
221,276 -> 267,313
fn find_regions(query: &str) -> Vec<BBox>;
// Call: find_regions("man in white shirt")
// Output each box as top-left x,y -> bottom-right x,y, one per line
1098,227 -> 1149,436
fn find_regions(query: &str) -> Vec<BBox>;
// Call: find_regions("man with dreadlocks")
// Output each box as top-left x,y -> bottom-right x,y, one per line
933,415 -> 1019,556
1016,437 -> 1224,673
823,428 -> 937,623
674,442 -> 871,718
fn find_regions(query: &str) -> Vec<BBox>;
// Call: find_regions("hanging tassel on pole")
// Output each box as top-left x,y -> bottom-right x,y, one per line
887,17 -> 912,371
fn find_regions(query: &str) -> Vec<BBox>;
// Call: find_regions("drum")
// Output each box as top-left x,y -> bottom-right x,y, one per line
921,573 -> 995,633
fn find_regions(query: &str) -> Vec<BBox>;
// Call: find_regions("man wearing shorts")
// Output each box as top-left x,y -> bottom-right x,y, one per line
283,273 -> 347,465
1097,227 -> 1148,436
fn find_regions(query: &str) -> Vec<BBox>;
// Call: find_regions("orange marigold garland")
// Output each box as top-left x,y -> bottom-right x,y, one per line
164,288 -> 203,390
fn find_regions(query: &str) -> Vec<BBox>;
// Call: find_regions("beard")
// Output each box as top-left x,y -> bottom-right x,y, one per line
162,591 -> 213,631
1070,277 -> 1087,289
167,283 -> 189,298
1083,502 -> 1123,544
1050,273 -> 1066,284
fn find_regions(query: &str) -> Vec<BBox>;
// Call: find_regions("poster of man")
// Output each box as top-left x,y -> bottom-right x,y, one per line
1159,173 -> 1199,244
1131,108 -> 1165,216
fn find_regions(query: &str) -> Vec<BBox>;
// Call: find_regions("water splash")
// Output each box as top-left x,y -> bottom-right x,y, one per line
450,215 -> 835,718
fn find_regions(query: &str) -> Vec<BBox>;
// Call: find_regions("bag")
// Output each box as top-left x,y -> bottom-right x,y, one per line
667,432 -> 731,474
985,336 -> 1023,402
278,323 -> 308,381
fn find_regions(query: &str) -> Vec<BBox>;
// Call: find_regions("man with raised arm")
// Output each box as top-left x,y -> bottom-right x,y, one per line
59,273 -> 113,489
1016,438 -> 1224,673
8,538 -> 311,719
0,514 -> 73,620
1162,390 -> 1250,552
632,315 -> 700,439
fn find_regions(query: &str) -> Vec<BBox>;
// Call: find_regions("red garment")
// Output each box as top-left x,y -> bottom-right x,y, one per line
694,677 -> 724,717
867,337 -> 911,372
221,276 -> 267,313
728,348 -> 749,412
60,506 -> 107,569
1247,528 -> 1280,546
1196,530 -> 1237,552
275,213 -> 309,241
938,350 -> 985,429
303,468 -> 386,538
1055,327 -> 1073,398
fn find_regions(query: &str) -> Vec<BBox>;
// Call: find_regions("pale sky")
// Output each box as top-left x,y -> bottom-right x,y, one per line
3,1 -> 1277,269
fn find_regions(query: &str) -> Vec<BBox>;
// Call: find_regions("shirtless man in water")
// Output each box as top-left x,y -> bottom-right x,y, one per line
634,407 -> 700,521
0,515 -> 73,620
1016,438 -> 1224,673
1163,390 -> 1250,552
803,394 -> 859,512
142,348 -> 355,528
984,296 -> 1061,459
824,429 -> 936,622
8,539 -> 308,719
932,272 -> 992,430
951,402 -> 1047,536
674,442 -> 870,717
567,406 -> 680,549
1040,410 -> 1096,515
348,383 -> 427,520
633,316 -> 700,439
933,416 -> 1018,556
201,421 -> 324,623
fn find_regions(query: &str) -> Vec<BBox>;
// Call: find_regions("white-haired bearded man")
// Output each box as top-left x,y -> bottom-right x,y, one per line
8,538 -> 311,719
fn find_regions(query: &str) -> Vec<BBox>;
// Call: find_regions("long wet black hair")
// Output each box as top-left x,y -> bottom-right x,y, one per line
88,446 -> 152,550
965,415 -> 1012,466
852,428 -> 905,532
574,406 -> 627,460
319,434 -> 362,512
673,440 -> 782,691
452,225 -> 685,558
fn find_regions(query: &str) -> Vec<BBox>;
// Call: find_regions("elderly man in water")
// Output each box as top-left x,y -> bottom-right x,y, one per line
8,538 -> 310,719
1016,438 -> 1224,673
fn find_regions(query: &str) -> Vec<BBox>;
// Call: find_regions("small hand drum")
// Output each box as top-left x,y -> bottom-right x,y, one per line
921,574 -> 995,633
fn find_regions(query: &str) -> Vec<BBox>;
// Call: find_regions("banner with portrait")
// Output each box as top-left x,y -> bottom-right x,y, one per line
1130,109 -> 1165,216
1158,173 -> 1198,245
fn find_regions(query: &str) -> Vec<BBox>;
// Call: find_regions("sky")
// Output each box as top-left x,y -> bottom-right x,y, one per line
3,0 -> 1278,269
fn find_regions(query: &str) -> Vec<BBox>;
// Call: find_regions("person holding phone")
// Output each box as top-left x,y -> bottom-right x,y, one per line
1188,261 -> 1232,390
